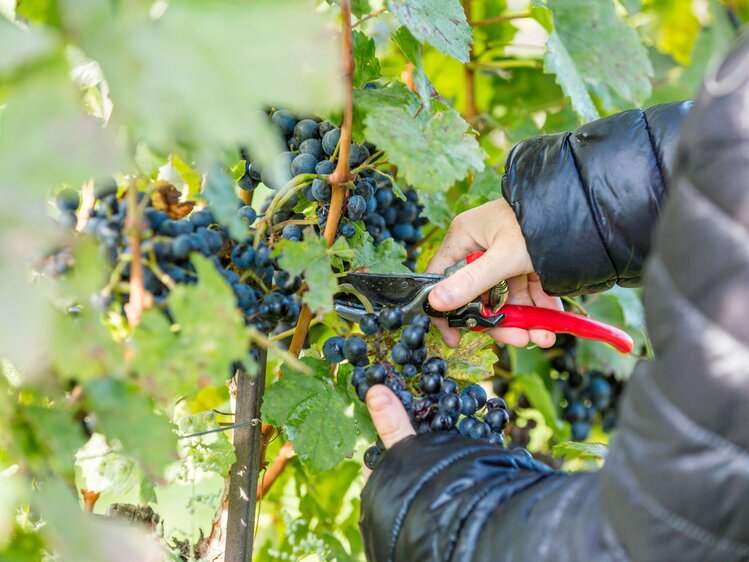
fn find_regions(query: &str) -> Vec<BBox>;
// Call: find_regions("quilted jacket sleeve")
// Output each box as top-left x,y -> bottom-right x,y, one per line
359,34 -> 749,562
501,101 -> 692,296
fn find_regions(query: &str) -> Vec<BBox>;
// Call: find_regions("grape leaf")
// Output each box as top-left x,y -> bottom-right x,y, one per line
277,237 -> 338,313
352,82 -> 421,143
352,30 -> 380,89
0,16 -> 58,75
352,0 -> 372,18
263,358 -> 368,472
363,106 -> 485,192
387,0 -> 473,63
391,26 -> 431,106
351,230 -> 410,273
84,379 -> 178,476
418,191 -> 452,229
619,0 -> 641,15
132,255 -> 249,397
58,0 -> 340,165
552,441 -> 609,460
445,332 -> 498,383
335,363 -> 376,443
202,166 -> 248,241
542,0 -> 653,121
177,410 -> 236,476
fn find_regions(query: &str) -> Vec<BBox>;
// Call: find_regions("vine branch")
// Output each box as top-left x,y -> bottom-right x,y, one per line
352,7 -> 386,28
462,0 -> 477,121
289,0 -> 354,358
124,180 -> 145,327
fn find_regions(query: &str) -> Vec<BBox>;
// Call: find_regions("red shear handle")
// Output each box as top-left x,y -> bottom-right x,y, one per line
489,304 -> 635,354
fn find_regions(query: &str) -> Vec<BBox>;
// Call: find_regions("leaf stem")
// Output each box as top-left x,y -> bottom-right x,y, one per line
469,11 -> 532,27
352,7 -> 386,28
468,59 -> 541,71
462,0 -> 477,120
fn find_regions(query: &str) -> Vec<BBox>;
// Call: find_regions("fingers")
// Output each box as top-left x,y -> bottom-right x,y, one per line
428,246 -> 516,312
366,385 -> 415,449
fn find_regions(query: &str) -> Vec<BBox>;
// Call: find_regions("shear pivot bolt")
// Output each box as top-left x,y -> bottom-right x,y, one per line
466,318 -> 477,328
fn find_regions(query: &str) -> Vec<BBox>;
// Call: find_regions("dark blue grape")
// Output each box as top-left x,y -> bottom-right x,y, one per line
356,382 -> 370,401
459,416 -> 478,436
391,343 -> 411,365
419,372 -> 442,395
571,421 -> 591,442
293,119 -> 319,145
315,160 -> 335,175
469,422 -> 491,440
364,445 -> 382,469
589,378 -> 612,410
291,153 -> 318,176
563,401 -> 586,423
422,357 -> 447,378
401,325 -> 426,349
392,223 -> 415,241
191,209 -> 215,228
339,223 -> 356,238
462,384 -> 487,409
402,364 -> 417,378
485,408 -> 510,432
430,412 -> 454,431
349,143 -> 370,167
323,336 -> 345,363
359,313 -> 379,334
271,109 -> 297,136
441,379 -> 458,395
378,306 -> 404,330
410,315 -> 431,331
486,397 -> 507,410
172,234 -> 192,260
438,393 -> 461,416
311,179 -> 331,202
322,128 -> 341,156
56,189 -> 80,212
236,206 -> 256,225
282,224 -> 302,241
299,138 -> 324,160
352,366 -> 367,387
487,432 -> 505,446
343,336 -> 368,363
460,395 -> 479,416
366,364 -> 387,385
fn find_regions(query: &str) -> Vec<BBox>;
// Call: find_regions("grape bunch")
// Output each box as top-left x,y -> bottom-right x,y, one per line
239,108 -> 429,270
321,307 -> 510,470
50,179 -> 303,340
492,336 -> 625,443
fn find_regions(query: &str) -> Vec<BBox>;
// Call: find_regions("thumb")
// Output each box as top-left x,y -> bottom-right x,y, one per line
428,247 -> 518,312
366,385 -> 415,449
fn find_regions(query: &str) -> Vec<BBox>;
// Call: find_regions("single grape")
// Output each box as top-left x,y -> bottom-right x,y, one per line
571,421 -> 591,442
282,224 -> 302,241
356,382 -> 370,401
238,205 -> 257,224
460,395 -> 479,416
401,325 -> 426,349
410,346 -> 427,365
430,412 -> 454,431
487,432 -> 505,446
438,393 -> 461,416
271,109 -> 297,136
422,357 -> 447,378
462,384 -> 487,409
364,445 -> 382,470
410,315 -> 431,331
589,377 -> 612,410
311,179 -> 331,202
343,336 -> 368,363
56,188 -> 80,212
322,128 -> 341,156
412,397 -> 433,422
323,336 -> 345,363
339,223 -> 356,239
419,372 -> 442,395
459,416 -> 478,436
299,138 -> 324,160
293,119 -> 319,145
352,366 -> 367,387
391,343 -> 411,365
486,397 -> 507,410
402,364 -> 417,379
366,364 -> 387,385
349,143 -> 370,167
469,421 -> 491,440
563,401 -> 586,423
441,379 -> 458,395
359,313 -> 380,335
485,408 -> 510,432
291,153 -> 318,176
315,159 -> 335,175
378,306 -> 404,330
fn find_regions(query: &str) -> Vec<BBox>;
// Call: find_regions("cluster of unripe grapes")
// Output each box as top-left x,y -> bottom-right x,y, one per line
321,307 -> 512,469
240,108 -> 429,270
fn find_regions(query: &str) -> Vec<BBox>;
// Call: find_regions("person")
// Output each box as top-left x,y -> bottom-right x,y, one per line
358,34 -> 749,562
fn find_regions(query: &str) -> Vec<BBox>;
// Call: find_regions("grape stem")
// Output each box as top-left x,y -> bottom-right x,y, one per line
289,0 -> 354,358
469,11 -> 532,27
124,179 -> 145,327
352,7 -> 386,28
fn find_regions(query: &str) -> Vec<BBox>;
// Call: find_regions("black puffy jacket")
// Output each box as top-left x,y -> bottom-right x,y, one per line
360,35 -> 749,562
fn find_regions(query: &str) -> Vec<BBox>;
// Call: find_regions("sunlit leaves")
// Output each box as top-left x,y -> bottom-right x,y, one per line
445,332 -> 498,383
363,106 -> 485,192
351,230 -> 410,273
388,0 -> 473,62
552,440 -> 609,460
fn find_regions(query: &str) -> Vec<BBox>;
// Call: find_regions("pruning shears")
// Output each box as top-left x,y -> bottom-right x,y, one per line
334,251 -> 635,354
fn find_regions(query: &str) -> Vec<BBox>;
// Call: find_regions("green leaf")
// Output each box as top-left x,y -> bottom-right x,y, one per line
59,0 -> 341,162
352,0 -> 372,18
351,229 -> 410,273
263,358 -> 369,472
445,332 -> 498,383
513,372 -> 566,440
418,191 -> 452,229
363,106 -> 485,192
552,440 -> 609,460
391,26 -> 431,106
277,236 -> 338,313
202,166 -> 247,241
177,410 -> 236,476
387,0 -> 473,63
14,0 -> 61,27
170,155 -> 203,201
463,166 -> 504,210
543,0 -> 653,120
132,255 -> 249,397
619,0 -> 641,15
84,379 -> 178,476
352,82 -> 421,143
352,30 -> 380,89
335,363 -> 376,443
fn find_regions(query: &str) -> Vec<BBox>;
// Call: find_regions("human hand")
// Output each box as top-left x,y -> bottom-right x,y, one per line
366,385 -> 414,449
426,199 -> 563,349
